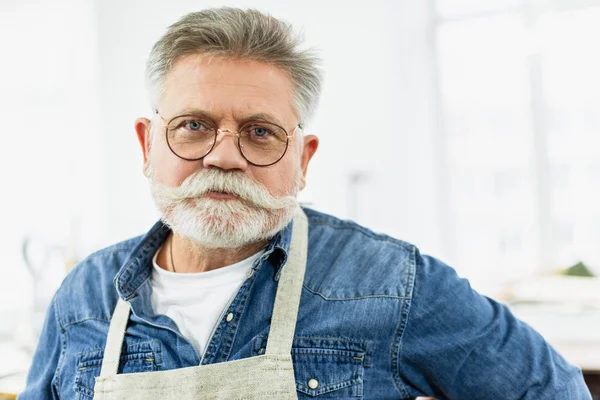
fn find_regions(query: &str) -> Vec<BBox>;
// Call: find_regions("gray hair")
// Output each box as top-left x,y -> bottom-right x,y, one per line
146,7 -> 323,124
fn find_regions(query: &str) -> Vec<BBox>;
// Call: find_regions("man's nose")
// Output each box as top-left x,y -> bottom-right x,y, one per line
202,130 -> 248,171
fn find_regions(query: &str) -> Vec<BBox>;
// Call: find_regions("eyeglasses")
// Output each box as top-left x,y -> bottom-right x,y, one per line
155,110 -> 303,167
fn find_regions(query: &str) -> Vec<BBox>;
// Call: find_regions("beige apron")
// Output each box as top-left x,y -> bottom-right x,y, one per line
93,208 -> 308,400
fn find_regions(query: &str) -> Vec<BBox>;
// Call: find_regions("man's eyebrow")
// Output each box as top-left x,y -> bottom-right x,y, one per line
175,108 -> 285,127
175,108 -> 218,120
239,113 -> 285,127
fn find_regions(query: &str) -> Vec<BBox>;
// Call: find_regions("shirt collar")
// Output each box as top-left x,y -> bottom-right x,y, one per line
114,221 -> 170,300
114,216 -> 295,299
260,217 -> 294,281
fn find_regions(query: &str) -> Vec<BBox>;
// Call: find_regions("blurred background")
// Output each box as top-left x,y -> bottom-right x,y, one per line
0,0 -> 599,396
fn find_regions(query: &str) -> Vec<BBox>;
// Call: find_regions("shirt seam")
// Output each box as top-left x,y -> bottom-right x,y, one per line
126,274 -> 151,300
391,244 -> 417,399
51,296 -> 67,395
302,284 -> 411,301
62,316 -> 112,329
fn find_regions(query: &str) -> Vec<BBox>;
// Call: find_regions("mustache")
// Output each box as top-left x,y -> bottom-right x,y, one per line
149,167 -> 299,210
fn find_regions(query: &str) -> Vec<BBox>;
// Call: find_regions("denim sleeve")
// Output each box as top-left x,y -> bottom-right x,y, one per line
18,297 -> 63,400
395,252 -> 591,400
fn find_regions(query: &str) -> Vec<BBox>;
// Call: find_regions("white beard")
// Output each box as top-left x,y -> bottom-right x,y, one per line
148,166 -> 300,249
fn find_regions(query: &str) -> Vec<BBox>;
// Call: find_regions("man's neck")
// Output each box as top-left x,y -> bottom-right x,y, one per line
157,232 -> 267,273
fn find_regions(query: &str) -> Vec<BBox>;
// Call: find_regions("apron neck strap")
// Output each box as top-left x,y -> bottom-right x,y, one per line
100,298 -> 131,377
265,207 -> 308,355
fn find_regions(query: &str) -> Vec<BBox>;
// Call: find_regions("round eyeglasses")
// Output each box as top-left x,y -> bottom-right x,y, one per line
156,110 -> 303,167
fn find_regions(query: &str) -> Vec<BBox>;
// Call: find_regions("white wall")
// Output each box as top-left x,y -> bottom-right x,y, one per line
0,0 -> 105,344
94,0 -> 445,258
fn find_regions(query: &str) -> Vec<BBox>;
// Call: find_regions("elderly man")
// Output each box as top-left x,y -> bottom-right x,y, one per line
20,7 -> 590,400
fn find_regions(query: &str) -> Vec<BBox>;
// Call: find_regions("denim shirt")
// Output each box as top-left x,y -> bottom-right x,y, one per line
19,208 -> 591,400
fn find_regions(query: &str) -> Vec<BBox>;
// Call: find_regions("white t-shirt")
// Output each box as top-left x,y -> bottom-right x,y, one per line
151,246 -> 264,358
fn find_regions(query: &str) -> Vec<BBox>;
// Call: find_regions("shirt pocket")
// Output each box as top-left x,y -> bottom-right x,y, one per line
253,337 -> 368,398
73,340 -> 162,399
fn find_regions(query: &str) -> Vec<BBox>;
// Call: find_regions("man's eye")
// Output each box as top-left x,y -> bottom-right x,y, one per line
185,121 -> 204,131
251,126 -> 272,137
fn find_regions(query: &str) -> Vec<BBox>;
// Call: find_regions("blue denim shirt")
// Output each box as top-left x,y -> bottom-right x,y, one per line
20,208 -> 591,399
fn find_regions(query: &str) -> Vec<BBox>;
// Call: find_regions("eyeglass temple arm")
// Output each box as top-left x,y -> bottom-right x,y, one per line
291,124 -> 303,139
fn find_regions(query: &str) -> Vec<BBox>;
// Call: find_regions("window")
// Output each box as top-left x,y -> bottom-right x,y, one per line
435,0 -> 600,288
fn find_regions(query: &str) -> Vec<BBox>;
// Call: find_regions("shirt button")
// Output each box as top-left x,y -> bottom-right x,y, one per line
308,379 -> 319,390
225,313 -> 234,323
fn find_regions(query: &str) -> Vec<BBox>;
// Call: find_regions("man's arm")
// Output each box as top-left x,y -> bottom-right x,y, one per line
18,297 -> 63,400
394,252 -> 591,399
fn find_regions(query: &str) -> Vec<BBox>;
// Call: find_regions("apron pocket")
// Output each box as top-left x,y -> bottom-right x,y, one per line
73,340 -> 161,399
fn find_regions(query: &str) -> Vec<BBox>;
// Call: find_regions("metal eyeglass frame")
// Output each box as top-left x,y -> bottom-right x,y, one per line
155,109 -> 303,167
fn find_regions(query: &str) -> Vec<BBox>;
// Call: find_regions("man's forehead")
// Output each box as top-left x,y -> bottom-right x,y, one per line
159,54 -> 297,122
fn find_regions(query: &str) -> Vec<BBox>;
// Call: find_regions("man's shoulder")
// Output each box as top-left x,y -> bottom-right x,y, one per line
52,234 -> 145,329
303,207 -> 418,300
304,207 -> 415,251
72,234 -> 145,279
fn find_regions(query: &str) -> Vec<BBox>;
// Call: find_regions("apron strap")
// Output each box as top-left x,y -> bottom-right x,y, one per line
265,208 -> 308,355
99,298 -> 131,377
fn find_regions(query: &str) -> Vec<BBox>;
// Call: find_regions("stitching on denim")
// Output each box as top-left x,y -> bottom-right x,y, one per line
294,337 -> 369,346
74,382 -> 94,398
125,274 -> 151,300
50,297 -> 67,394
77,355 -> 155,371
391,245 -> 417,399
127,268 -> 152,295
302,284 -> 411,301
123,238 -> 161,295
62,316 -> 111,329
293,351 -> 364,360
403,245 -> 417,301
254,335 -> 373,368
255,335 -> 370,348
114,223 -> 171,297
54,289 -> 65,330
74,339 -> 161,358
74,352 -> 155,395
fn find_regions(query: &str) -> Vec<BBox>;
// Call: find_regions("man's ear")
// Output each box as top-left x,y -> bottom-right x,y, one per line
299,134 -> 319,190
135,117 -> 152,176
